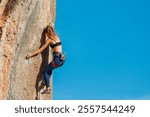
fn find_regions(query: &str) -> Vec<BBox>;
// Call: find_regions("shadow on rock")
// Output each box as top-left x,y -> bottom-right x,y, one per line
35,29 -> 49,100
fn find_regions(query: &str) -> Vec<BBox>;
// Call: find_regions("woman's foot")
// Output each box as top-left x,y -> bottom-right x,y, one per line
41,88 -> 51,94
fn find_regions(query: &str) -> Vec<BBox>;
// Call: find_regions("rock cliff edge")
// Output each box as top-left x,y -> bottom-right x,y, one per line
0,0 -> 56,100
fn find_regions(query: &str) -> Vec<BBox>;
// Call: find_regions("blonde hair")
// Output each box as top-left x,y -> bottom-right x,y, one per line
45,25 -> 56,38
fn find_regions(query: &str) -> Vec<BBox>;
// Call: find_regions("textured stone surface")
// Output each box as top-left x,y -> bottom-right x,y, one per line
0,0 -> 56,100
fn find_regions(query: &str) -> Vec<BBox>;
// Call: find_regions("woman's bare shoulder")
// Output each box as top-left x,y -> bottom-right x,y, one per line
54,35 -> 60,41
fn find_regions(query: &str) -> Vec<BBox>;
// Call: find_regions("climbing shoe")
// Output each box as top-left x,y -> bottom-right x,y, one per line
41,89 -> 51,94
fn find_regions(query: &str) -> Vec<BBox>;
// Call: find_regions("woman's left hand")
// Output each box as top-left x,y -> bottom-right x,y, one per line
25,52 -> 31,59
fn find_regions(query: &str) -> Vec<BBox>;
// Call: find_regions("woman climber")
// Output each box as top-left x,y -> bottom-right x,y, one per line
26,23 -> 65,94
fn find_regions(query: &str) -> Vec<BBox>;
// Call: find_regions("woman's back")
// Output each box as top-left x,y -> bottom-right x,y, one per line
48,35 -> 62,52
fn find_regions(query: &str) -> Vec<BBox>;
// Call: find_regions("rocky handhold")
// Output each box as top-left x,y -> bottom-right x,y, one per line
0,0 -> 56,100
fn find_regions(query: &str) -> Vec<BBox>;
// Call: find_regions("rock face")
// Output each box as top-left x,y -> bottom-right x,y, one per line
0,0 -> 56,100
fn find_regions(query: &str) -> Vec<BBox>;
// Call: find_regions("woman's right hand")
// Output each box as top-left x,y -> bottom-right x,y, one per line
50,23 -> 54,28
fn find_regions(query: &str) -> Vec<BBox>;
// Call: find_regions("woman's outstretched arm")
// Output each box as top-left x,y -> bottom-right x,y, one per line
26,39 -> 50,59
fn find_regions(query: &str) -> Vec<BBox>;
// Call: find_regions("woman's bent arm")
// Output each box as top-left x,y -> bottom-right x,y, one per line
26,39 -> 50,59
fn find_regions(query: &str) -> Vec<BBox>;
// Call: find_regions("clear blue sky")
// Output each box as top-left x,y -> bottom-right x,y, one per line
53,0 -> 150,100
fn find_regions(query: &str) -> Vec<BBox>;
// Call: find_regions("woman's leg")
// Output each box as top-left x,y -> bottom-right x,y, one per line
42,54 -> 65,94
44,63 -> 54,88
42,62 -> 54,94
